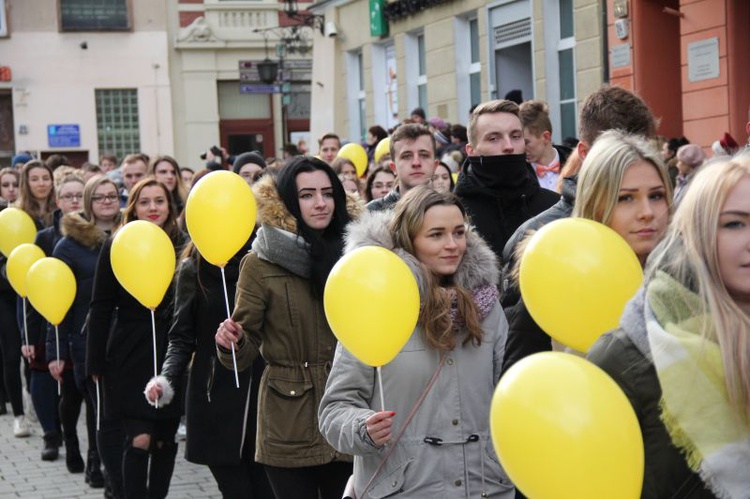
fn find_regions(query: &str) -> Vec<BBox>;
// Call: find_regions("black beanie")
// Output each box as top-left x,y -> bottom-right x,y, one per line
232,151 -> 266,173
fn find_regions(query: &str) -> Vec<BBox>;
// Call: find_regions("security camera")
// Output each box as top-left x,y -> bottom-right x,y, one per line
324,21 -> 338,38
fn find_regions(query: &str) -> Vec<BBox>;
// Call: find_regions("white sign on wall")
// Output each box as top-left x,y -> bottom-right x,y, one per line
611,43 -> 631,68
687,37 -> 720,82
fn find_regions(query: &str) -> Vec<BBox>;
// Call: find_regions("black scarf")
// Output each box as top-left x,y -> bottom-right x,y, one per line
465,154 -> 535,190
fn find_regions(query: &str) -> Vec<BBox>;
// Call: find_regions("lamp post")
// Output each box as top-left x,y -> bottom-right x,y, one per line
276,43 -> 288,147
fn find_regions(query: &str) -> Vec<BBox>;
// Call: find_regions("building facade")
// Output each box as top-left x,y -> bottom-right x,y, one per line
0,0 -> 173,166
308,0 -> 748,152
0,0 -> 314,168
308,0 -> 605,149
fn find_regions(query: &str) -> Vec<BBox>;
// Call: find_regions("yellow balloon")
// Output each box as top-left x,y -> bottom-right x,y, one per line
324,246 -> 419,366
7,243 -> 46,297
337,143 -> 368,177
0,207 -> 37,257
374,137 -> 391,163
490,352 -> 644,499
26,257 -> 77,325
519,218 -> 642,352
185,170 -> 257,267
110,221 -> 176,309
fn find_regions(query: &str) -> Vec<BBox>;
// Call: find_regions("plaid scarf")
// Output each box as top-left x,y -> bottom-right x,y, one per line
646,272 -> 750,499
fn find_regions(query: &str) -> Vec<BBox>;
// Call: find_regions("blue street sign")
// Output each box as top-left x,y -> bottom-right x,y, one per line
48,124 -> 80,148
240,84 -> 280,94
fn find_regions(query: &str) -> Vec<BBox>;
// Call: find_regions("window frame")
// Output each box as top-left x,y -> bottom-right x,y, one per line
58,0 -> 133,32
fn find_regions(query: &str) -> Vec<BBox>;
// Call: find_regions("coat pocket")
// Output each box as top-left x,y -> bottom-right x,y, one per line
263,375 -> 314,444
367,458 -> 412,499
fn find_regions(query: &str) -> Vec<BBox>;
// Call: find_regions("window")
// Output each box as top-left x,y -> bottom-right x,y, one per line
217,81 -> 271,119
417,34 -> 427,110
347,51 -> 366,143
405,32 -> 427,114
96,89 -> 140,159
371,42 -> 399,130
60,0 -> 129,31
543,0 -> 577,141
469,19 -> 481,109
455,14 -> 481,119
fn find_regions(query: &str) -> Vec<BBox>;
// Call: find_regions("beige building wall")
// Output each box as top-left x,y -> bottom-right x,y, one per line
2,0 -> 173,162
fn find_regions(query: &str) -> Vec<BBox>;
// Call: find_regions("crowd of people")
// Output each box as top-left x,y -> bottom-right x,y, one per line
1,86 -> 749,499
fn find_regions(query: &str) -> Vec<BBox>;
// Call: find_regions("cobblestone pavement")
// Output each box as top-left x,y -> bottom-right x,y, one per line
0,403 -> 221,498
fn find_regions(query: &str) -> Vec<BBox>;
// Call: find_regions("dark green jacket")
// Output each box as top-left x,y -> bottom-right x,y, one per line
587,289 -> 716,499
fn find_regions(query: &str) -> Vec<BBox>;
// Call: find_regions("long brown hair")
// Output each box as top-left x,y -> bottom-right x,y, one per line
390,186 -> 483,351
148,155 -> 188,207
16,160 -> 56,227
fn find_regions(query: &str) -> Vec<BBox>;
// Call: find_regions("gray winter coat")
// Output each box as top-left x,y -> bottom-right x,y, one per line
319,210 -> 515,499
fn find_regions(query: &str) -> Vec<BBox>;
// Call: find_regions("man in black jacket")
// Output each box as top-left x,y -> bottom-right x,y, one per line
454,99 -> 559,265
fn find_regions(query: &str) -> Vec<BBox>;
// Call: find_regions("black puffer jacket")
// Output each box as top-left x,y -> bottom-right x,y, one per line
454,155 -> 558,268
587,290 -> 716,499
45,213 -> 108,388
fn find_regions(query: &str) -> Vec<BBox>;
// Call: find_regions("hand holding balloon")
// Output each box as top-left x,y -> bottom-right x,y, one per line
49,360 -> 66,382
366,411 -> 396,446
21,345 -> 35,361
215,318 -> 243,350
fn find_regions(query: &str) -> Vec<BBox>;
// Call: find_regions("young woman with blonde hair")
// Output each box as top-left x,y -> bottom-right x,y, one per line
572,129 -> 673,266
588,153 -> 750,497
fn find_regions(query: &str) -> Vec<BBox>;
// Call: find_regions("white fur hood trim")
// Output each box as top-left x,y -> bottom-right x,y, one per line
344,209 -> 499,298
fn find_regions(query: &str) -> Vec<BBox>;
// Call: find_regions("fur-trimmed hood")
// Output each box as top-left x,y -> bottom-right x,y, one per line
61,212 -> 109,250
345,210 -> 499,299
252,173 -> 364,232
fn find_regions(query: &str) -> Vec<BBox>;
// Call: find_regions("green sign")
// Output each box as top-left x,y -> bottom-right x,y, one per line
370,0 -> 387,37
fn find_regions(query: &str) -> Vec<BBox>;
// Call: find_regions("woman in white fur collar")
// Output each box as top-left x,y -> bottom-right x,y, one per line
319,186 -> 515,498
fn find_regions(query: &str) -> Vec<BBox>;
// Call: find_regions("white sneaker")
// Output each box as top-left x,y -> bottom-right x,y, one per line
14,416 -> 30,438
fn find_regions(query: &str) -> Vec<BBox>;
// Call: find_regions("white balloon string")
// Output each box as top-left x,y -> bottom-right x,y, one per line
150,309 -> 159,409
220,266 -> 240,389
55,325 -> 60,396
95,378 -> 100,431
377,366 -> 385,412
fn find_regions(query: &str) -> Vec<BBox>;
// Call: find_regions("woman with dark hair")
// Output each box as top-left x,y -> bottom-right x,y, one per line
365,126 -> 389,166
364,166 -> 395,203
87,178 -> 187,498
319,186 -> 514,498
45,176 -> 120,486
215,156 -> 361,499
145,171 -> 272,498
432,162 -> 455,193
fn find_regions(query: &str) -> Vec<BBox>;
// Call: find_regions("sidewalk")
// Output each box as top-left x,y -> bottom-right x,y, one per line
0,405 -> 221,498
